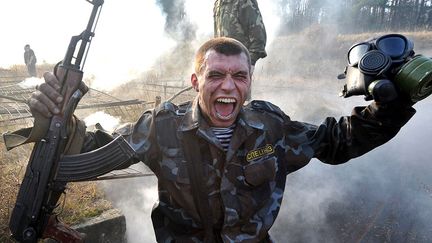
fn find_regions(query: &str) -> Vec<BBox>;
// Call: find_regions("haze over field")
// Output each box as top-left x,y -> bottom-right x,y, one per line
0,0 -> 279,91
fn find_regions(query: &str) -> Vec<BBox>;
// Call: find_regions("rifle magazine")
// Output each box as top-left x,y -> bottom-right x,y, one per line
56,136 -> 137,182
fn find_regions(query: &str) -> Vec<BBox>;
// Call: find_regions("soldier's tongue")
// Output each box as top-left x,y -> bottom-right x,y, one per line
215,102 -> 235,117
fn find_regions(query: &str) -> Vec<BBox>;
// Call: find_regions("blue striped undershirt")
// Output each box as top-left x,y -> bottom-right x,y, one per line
211,124 -> 236,152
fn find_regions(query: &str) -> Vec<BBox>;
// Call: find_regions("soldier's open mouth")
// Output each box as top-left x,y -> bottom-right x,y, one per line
215,97 -> 236,119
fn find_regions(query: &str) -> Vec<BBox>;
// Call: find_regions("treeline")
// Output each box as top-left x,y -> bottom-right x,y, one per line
277,0 -> 432,33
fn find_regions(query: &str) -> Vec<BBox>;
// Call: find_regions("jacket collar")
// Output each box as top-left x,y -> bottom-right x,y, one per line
178,96 -> 201,132
178,97 -> 267,155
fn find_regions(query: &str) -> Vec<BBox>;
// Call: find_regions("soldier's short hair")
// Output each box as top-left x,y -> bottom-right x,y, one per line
194,37 -> 251,74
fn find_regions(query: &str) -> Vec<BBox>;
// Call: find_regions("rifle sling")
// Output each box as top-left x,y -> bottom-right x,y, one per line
56,135 -> 137,182
181,131 -> 215,242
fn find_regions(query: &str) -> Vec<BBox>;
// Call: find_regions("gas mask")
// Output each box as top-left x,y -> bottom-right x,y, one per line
338,33 -> 432,103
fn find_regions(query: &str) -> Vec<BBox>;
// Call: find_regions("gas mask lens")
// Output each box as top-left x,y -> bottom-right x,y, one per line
376,36 -> 406,58
347,34 -> 413,66
348,43 -> 369,66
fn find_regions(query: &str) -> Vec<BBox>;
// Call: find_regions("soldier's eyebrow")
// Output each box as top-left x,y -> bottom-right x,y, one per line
207,70 -> 225,76
233,70 -> 248,76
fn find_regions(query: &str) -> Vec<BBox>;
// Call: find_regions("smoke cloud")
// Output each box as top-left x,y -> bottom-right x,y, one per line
156,0 -> 196,42
252,4 -> 432,240
83,111 -> 120,133
17,77 -> 44,89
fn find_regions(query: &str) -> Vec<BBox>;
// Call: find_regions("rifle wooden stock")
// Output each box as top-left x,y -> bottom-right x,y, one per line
42,216 -> 84,243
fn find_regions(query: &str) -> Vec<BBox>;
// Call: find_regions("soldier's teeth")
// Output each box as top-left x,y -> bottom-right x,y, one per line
217,98 -> 235,103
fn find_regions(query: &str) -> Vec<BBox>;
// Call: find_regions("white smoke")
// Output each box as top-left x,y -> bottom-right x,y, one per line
100,173 -> 158,242
253,3 -> 432,241
17,77 -> 44,89
85,0 -> 176,91
268,99 -> 432,242
83,111 -> 120,133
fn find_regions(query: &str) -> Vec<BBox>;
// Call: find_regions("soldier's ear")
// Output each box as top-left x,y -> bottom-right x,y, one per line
191,73 -> 199,92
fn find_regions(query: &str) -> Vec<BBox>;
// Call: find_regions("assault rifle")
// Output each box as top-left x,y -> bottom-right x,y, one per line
7,0 -> 139,241
8,1 -> 105,242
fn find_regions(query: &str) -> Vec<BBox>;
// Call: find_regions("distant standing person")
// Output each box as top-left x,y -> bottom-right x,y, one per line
214,0 -> 267,100
213,0 -> 267,71
24,44 -> 37,77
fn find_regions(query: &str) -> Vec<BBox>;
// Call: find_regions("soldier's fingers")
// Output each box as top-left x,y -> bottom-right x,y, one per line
29,90 -> 61,117
28,97 -> 52,118
38,82 -> 63,104
43,72 -> 61,92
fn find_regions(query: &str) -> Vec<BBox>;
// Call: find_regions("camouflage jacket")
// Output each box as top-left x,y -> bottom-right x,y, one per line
213,0 -> 267,65
82,98 -> 415,242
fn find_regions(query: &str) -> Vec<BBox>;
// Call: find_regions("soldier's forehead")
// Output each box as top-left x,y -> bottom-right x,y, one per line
204,50 -> 248,65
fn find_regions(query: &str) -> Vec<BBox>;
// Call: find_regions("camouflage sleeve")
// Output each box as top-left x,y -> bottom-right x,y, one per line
81,109 -> 160,170
238,0 -> 267,65
306,100 -> 415,165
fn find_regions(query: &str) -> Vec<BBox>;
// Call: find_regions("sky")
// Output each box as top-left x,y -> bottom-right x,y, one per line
0,0 -> 280,90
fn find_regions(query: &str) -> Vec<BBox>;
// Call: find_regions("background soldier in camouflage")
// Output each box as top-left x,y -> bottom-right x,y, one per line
25,37 -> 415,242
213,0 -> 267,69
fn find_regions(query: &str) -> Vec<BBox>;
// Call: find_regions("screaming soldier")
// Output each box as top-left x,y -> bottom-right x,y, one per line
23,37 -> 415,242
